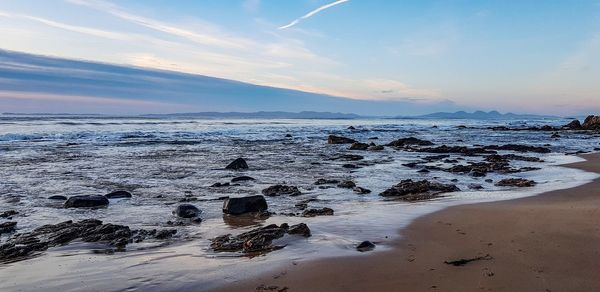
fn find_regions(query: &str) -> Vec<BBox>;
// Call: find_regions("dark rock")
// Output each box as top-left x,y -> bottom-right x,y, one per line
231,176 -> 255,183
485,154 -> 541,163
262,185 -> 301,196
495,178 -> 536,187
210,223 -> 310,254
347,126 -> 356,130
551,133 -> 561,138
485,179 -> 493,183
154,229 -> 177,240
48,195 -> 67,200
225,158 -> 249,170
302,207 -> 334,217
379,179 -> 460,201
287,223 -> 311,237
349,142 -> 369,150
562,120 -> 583,130
330,154 -> 364,161
223,195 -> 268,215
0,210 -> 18,218
417,145 -> 495,155
104,190 -> 132,199
582,115 -> 600,130
485,144 -> 551,153
342,164 -> 360,169
470,171 -> 486,177
173,204 -> 201,218
468,184 -> 484,190
368,137 -> 379,140
314,178 -> 340,185
368,145 -> 385,151
387,137 -> 434,147
353,187 -> 372,194
328,135 -> 357,144
445,254 -> 493,266
211,182 -> 230,187
337,180 -> 356,188
285,134 -> 293,138
356,241 -> 376,252
418,169 -> 430,173
64,195 -> 109,208
0,222 -> 17,234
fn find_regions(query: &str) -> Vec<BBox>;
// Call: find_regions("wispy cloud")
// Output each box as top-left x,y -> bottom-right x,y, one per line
279,0 -> 349,30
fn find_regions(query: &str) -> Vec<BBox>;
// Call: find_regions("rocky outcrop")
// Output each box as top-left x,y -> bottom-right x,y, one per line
416,145 -> 495,155
64,195 -> 109,208
562,120 -> 583,130
485,144 -> 551,153
262,185 -> 301,196
173,204 -> 201,218
0,222 -> 17,234
225,158 -> 249,170
222,195 -> 268,215
104,190 -> 132,199
387,137 -> 434,147
328,135 -> 357,144
210,223 -> 310,254
495,178 -> 536,187
302,207 -> 334,217
582,115 -> 600,130
379,179 -> 460,201
349,142 -> 369,150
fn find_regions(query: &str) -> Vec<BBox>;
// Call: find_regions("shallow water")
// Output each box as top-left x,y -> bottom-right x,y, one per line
0,116 -> 599,291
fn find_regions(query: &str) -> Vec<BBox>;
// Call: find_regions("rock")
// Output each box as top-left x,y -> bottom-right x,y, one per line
210,223 -> 310,254
387,137 -> 434,147
330,154 -> 364,161
495,178 -> 536,187
0,222 -> 17,234
485,154 -> 541,163
262,185 -> 301,196
285,134 -> 293,138
231,176 -> 255,183
485,144 -> 551,153
173,204 -> 201,218
104,190 -> 132,199
223,195 -> 268,215
468,184 -> 484,190
154,229 -> 177,240
551,133 -> 561,138
328,135 -> 357,144
353,187 -> 371,194
337,180 -> 356,188
48,195 -> 67,200
368,145 -> 385,151
418,169 -> 430,173
287,223 -> 311,237
347,126 -> 356,130
369,137 -> 379,140
314,178 -> 340,185
64,195 -> 109,208
225,158 -> 248,170
562,120 -> 583,130
349,142 -> 369,150
302,208 -> 334,217
342,164 -> 360,169
379,179 -> 460,201
211,182 -> 230,187
0,210 -> 18,218
356,241 -> 376,252
582,115 -> 600,130
417,145 -> 495,155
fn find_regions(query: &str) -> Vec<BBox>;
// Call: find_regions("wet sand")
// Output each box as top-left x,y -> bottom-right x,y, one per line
222,153 -> 600,291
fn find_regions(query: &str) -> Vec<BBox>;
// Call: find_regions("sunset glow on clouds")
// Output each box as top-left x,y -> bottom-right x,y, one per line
0,0 -> 599,115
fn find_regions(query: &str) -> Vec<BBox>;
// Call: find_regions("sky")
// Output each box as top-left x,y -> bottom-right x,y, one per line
0,0 -> 599,115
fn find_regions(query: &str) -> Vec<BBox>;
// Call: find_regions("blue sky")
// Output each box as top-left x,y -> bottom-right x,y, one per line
0,0 -> 599,115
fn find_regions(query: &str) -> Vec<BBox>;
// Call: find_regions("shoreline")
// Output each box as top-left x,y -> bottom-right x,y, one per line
221,153 -> 600,291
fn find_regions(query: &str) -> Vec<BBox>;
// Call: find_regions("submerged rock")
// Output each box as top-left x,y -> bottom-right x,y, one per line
262,185 -> 301,197
368,145 -> 385,151
302,207 -> 334,217
211,182 -> 230,187
349,142 -> 369,150
495,178 -> 537,187
47,195 -> 67,200
210,223 -> 310,254
0,222 -> 17,234
356,241 -> 376,252
231,176 -> 255,183
353,186 -> 372,194
225,158 -> 249,170
0,210 -> 18,218
64,195 -> 109,208
173,204 -> 202,218
222,195 -> 268,215
314,178 -> 340,185
379,179 -> 460,201
387,137 -> 434,147
337,180 -> 356,188
328,135 -> 357,144
104,190 -> 132,199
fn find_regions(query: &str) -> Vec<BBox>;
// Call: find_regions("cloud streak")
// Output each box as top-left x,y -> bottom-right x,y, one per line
279,0 -> 349,29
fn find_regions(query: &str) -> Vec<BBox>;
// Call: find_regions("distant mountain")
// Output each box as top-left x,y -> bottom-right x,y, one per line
405,110 -> 558,120
145,111 -> 361,119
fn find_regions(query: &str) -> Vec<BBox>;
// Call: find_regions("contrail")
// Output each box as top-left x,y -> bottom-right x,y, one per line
279,0 -> 349,29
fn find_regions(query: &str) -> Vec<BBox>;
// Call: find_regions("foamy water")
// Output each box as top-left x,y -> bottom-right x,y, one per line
0,116 -> 598,291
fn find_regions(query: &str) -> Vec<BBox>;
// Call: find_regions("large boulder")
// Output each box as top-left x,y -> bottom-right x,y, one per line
223,195 -> 268,215
225,158 -> 249,170
562,120 -> 583,130
328,135 -> 357,144
261,185 -> 301,196
64,195 -> 109,208
379,179 -> 459,201
582,115 -> 600,130
104,190 -> 132,199
173,204 -> 202,218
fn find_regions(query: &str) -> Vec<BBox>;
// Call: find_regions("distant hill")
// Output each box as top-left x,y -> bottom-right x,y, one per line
405,110 -> 558,120
145,111 -> 361,119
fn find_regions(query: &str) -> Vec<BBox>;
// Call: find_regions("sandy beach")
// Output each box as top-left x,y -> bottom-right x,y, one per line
223,153 -> 600,291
